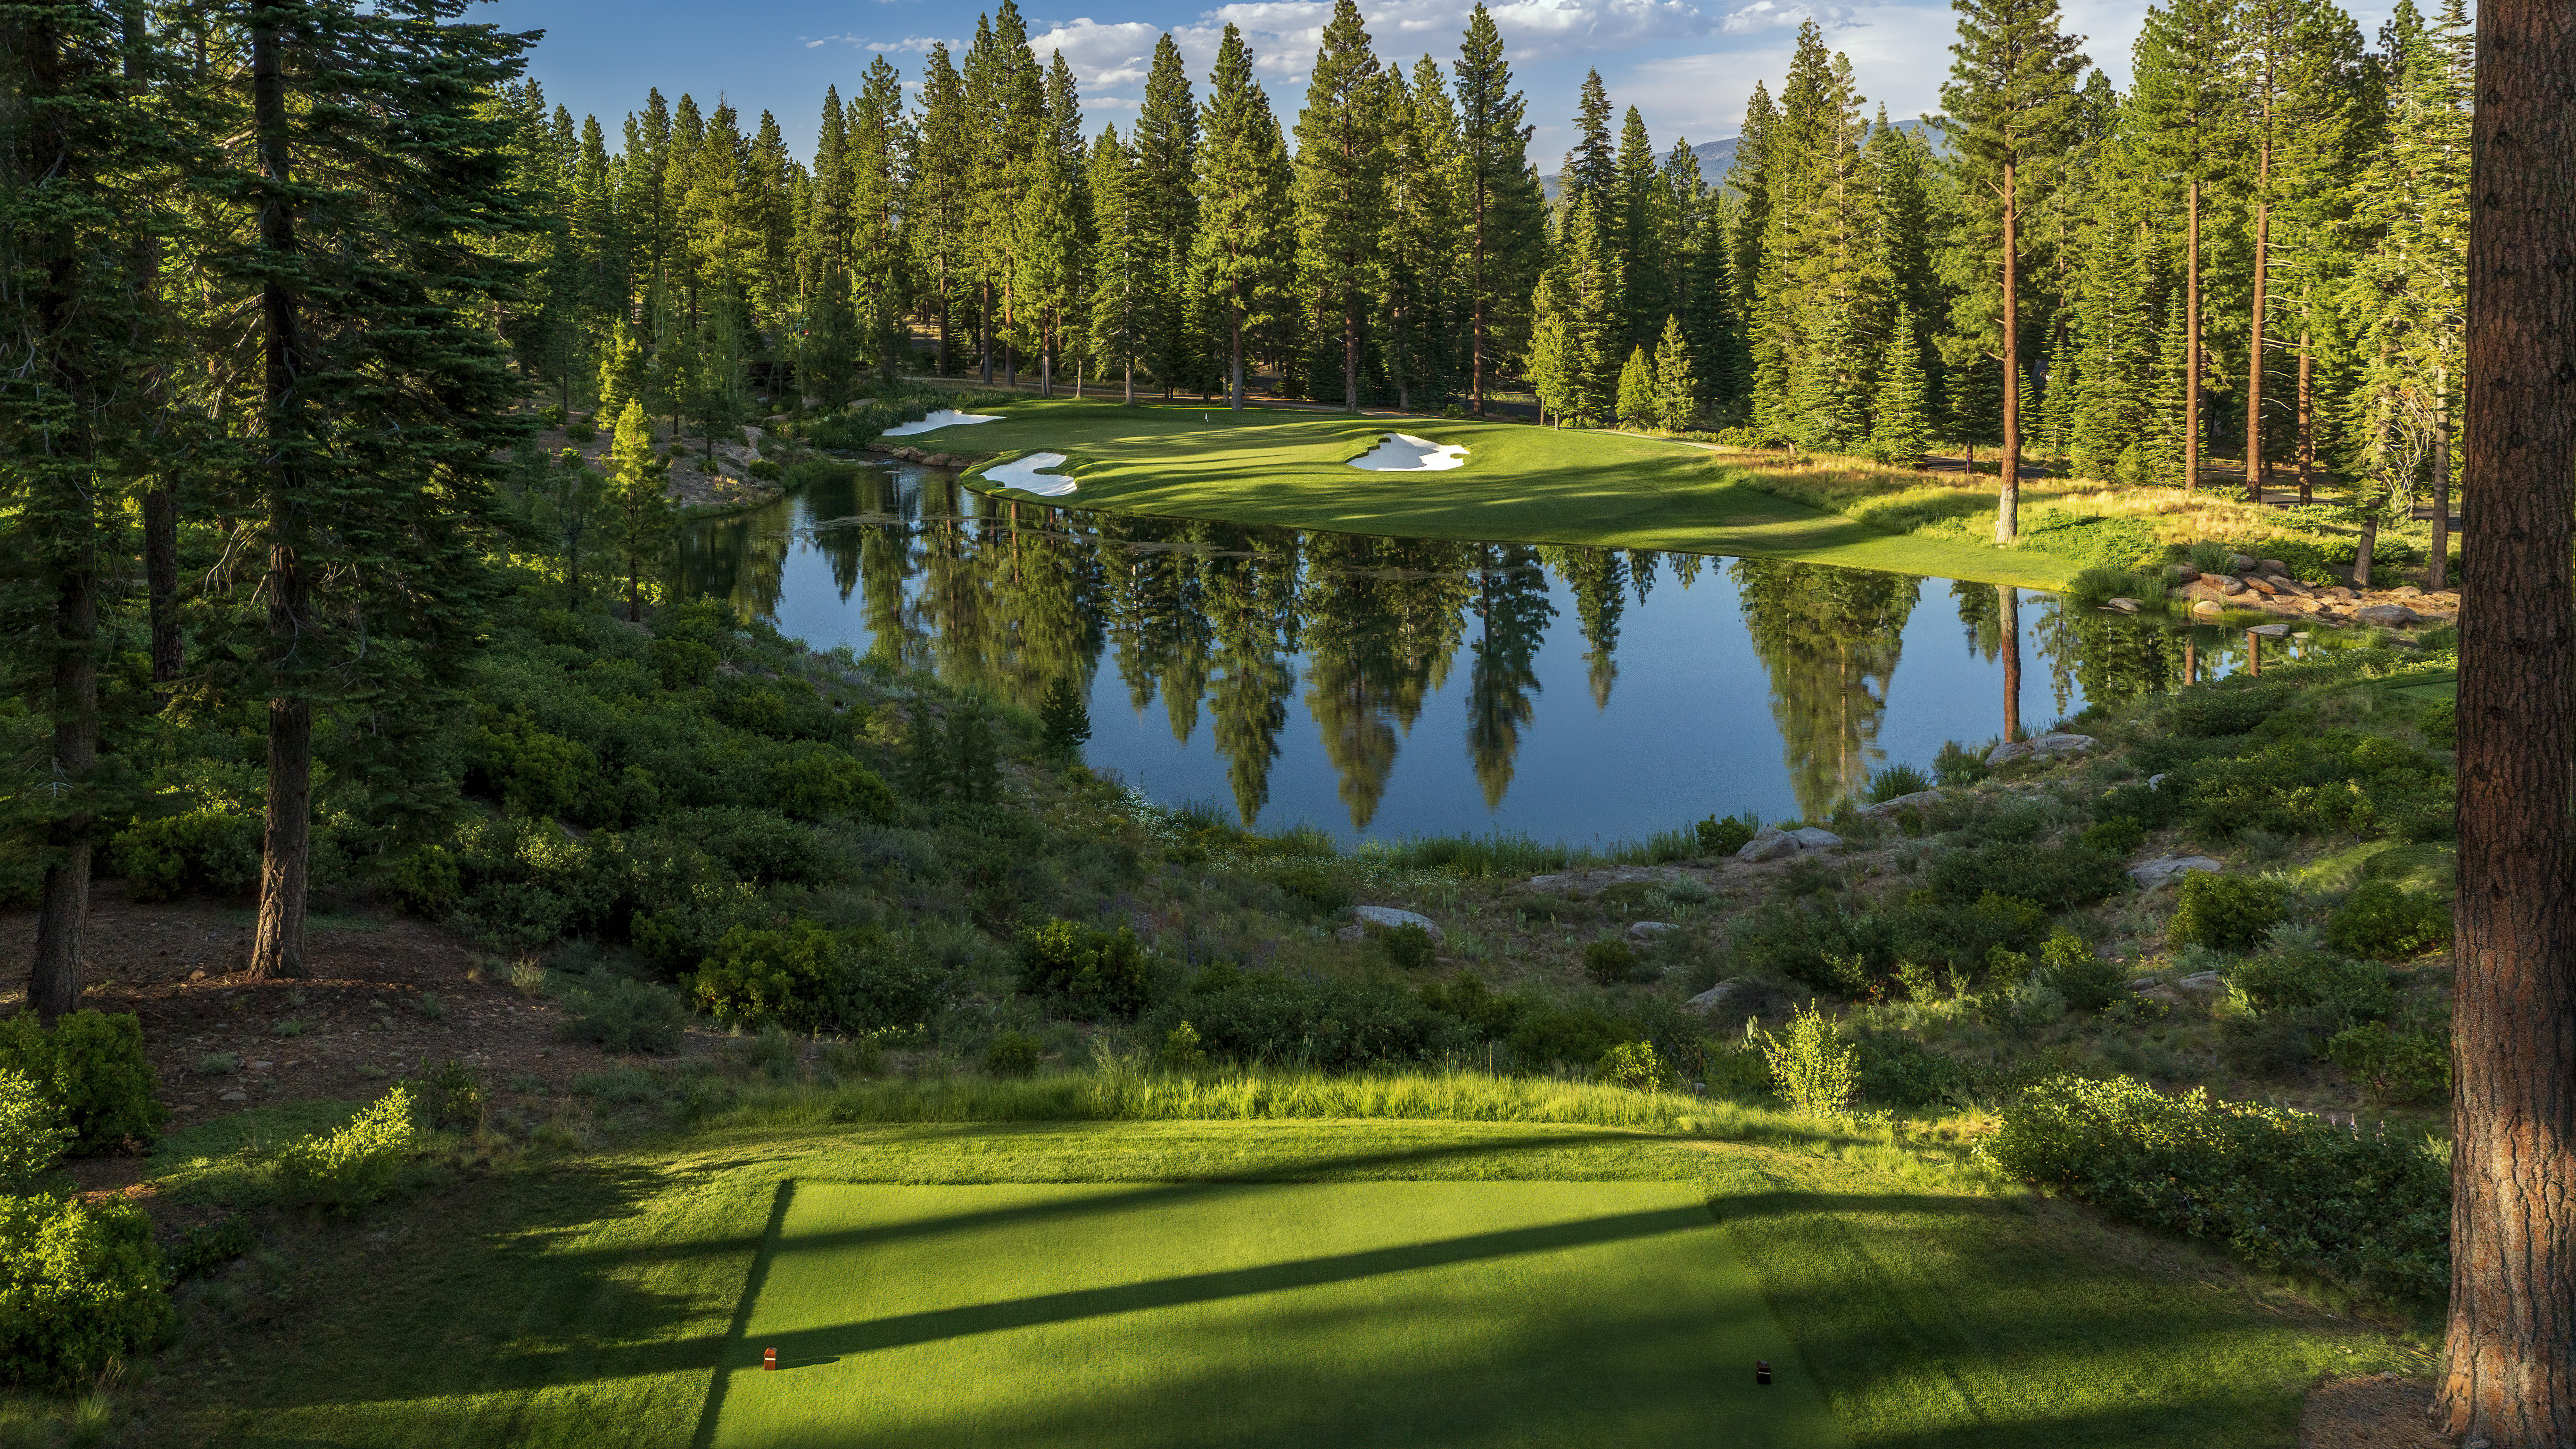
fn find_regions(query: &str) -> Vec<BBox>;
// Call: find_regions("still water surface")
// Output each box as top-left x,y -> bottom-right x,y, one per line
679,460 -> 2249,847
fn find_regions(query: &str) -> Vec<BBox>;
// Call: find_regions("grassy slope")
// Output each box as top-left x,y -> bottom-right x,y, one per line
145,1116 -> 2416,1449
902,400 -> 2075,591
714,1179 -> 1839,1449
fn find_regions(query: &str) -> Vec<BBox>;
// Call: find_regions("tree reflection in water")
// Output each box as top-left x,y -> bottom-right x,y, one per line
677,459 -> 2238,838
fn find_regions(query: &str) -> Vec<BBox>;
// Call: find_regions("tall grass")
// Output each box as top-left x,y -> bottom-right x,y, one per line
708,1063 -> 1810,1141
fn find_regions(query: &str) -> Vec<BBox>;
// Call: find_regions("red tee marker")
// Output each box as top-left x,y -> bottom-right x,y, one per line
763,1347 -> 778,1372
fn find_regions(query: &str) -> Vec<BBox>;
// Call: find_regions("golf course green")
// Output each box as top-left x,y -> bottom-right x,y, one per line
149,1113 -> 2416,1447
709,1180 -> 1838,1449
896,399 -> 2076,591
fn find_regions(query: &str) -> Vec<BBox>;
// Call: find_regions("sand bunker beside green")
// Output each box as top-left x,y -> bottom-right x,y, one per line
709,1180 -> 1841,1449
921,398 -> 2072,590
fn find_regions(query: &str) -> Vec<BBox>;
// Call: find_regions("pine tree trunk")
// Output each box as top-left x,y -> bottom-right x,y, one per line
1125,357 -> 1134,405
1471,190 -> 1487,416
1997,585 -> 2020,744
2442,0 -> 2576,1437
2296,332 -> 2315,503
1996,160 -> 2021,545
1344,292 -> 1360,414
2184,178 -> 2200,491
248,14 -> 310,981
1230,299 -> 1245,414
2431,358 -> 2452,592
2246,197 -> 2268,501
31,534 -> 99,1025
978,281 -> 991,383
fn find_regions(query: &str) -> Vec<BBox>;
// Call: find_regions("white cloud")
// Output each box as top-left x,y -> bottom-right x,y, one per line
802,33 -> 956,55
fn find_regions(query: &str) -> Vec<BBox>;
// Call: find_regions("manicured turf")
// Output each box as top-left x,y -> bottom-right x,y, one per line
709,1180 -> 1840,1449
901,399 -> 2074,590
136,1109 -> 2429,1447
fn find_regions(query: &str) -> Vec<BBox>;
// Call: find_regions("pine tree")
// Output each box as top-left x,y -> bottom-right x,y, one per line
910,44 -> 973,373
1525,272 -> 1575,425
1015,58 -> 1082,398
2,0 -> 188,1016
850,55 -> 911,382
1135,34 -> 1202,397
1196,24 -> 1295,411
225,0 -> 535,976
1383,57 -> 1463,411
1454,4 -> 1543,414
1616,345 -> 1656,428
1616,107 -> 1672,350
607,401 -> 673,621
1654,314 -> 1700,431
1087,125 -> 1155,403
1940,0 -> 2087,541
1870,302 -> 1933,466
2130,0 -> 2244,490
1294,0 -> 1391,412
597,318 -> 647,420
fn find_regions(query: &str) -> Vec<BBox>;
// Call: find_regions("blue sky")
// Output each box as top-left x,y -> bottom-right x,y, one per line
484,0 -> 2399,171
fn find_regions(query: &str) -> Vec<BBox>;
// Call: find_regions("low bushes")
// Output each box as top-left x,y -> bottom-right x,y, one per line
272,1088 -> 419,1215
1162,967 -> 1475,1072
1755,1003 -> 1859,1118
0,1191 -> 171,1391
558,975 -> 690,1054
0,1011 -> 165,1154
689,922 -> 945,1035
0,1072 -> 69,1191
2169,873 -> 2287,952
1016,919 -> 1153,1021
1984,1074 -> 2447,1301
2326,882 -> 2452,961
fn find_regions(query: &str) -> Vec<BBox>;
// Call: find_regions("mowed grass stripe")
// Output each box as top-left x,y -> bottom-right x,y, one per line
910,399 -> 2075,591
710,1181 -> 1842,1449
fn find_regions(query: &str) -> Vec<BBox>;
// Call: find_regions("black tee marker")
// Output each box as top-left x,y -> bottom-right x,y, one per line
1755,1359 -> 1772,1386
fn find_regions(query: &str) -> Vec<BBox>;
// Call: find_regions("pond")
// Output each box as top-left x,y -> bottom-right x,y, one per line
678,460 -> 2264,848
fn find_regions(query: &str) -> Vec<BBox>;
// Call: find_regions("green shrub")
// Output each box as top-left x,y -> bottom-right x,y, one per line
2326,881 -> 2452,961
2226,947 -> 2393,1021
1982,1074 -> 2446,1301
1593,1040 -> 1671,1092
0,1072 -> 69,1191
1506,1005 -> 1636,1071
1038,675 -> 1092,761
558,975 -> 690,1054
1156,1021 -> 1209,1070
2170,684 -> 2291,739
403,1059 -> 486,1129
1703,1044 -> 1772,1097
1858,1034 -> 1971,1110
1378,922 -> 1437,972
380,843 -> 462,917
111,807 -> 262,901
164,1215 -> 254,1283
2419,698 -> 2455,747
1925,843 -> 2127,911
0,1011 -> 166,1154
770,751 -> 899,824
1755,1002 -> 1859,1118
1016,919 -> 1153,1021
2169,873 -> 2288,952
1582,939 -> 1640,985
1172,971 -> 1478,1070
983,1032 -> 1043,1077
2326,1021 -> 2451,1105
2068,564 -> 2160,610
1694,812 -> 1759,856
1865,763 -> 1935,803
649,636 -> 719,690
0,1191 -> 171,1390
2081,816 -> 2146,857
1932,740 -> 1990,787
2039,932 -> 2129,1013
1274,865 -> 1352,916
272,1088 -> 417,1215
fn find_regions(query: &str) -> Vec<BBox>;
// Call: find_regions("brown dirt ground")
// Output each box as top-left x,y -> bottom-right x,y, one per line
2,884 -> 689,1192
2302,1375 -> 2451,1449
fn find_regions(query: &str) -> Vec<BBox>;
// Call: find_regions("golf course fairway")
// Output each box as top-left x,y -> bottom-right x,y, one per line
895,398 -> 2075,591
707,1181 -> 1840,1449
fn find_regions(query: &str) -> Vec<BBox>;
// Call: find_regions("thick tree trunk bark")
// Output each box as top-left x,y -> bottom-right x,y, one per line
2442,2 -> 2576,1442
2184,179 -> 2201,491
1996,161 -> 2021,544
1344,297 -> 1360,415
31,553 -> 98,1025
248,16 -> 310,980
146,486 -> 180,685
1230,300 -> 1244,414
1124,357 -> 1134,405
2246,195 -> 2268,502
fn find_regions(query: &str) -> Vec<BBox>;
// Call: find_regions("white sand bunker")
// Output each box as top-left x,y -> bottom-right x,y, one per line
985,451 -> 1075,497
1349,433 -> 1468,472
882,408 -> 1003,437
